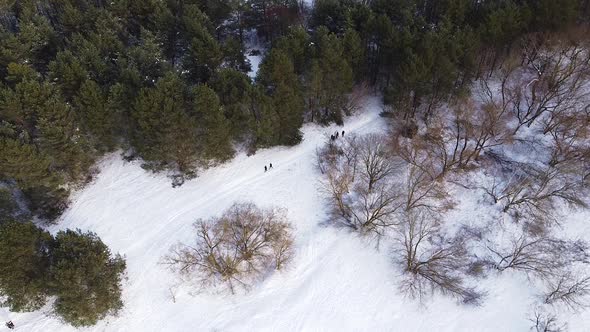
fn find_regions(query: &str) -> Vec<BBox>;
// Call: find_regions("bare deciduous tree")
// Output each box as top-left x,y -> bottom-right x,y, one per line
544,110 -> 590,170
478,56 -> 520,117
322,133 -> 451,240
529,310 -> 566,332
519,32 -> 551,68
320,134 -> 404,240
544,273 -> 590,310
394,97 -> 511,179
396,210 -> 482,304
487,232 -> 588,280
482,163 -> 587,229
164,203 -> 294,294
402,164 -> 449,213
512,43 -> 590,132
358,134 -> 396,191
343,82 -> 369,116
393,127 -> 461,180
347,183 -> 402,238
444,98 -> 511,169
316,135 -> 359,176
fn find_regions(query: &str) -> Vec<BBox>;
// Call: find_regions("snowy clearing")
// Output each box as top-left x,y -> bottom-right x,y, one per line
2,97 -> 589,332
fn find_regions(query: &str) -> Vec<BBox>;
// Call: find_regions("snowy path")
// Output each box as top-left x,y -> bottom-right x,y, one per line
2,96 -> 589,331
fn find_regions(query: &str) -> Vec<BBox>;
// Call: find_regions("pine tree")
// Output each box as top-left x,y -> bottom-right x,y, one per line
210,68 -> 254,138
181,5 -> 223,83
110,0 -> 164,37
305,27 -> 353,124
0,29 -> 21,79
223,37 -> 251,73
0,220 -> 52,312
310,0 -> 349,33
533,0 -> 578,31
24,186 -> 70,222
244,0 -> 299,42
13,14 -> 59,73
193,85 -> 234,162
227,0 -> 250,43
106,83 -> 132,140
0,139 -> 69,221
69,28 -> 124,86
258,49 -> 304,145
481,2 -> 528,74
163,109 -> 201,176
50,229 -> 126,327
251,88 -> 280,148
273,84 -> 304,145
418,24 -> 462,118
0,139 -> 59,190
55,1 -> 86,37
184,35 -> 223,84
74,80 -> 117,151
454,27 -> 480,87
48,50 -> 88,101
386,47 -> 431,118
4,62 -> 38,85
125,28 -> 170,87
0,188 -> 18,223
306,59 -> 324,123
0,77 -> 53,138
274,27 -> 310,75
342,28 -> 364,81
36,96 -> 93,182
132,72 -> 200,174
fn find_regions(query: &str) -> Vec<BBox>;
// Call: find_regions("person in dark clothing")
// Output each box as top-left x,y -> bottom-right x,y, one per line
269,163 -> 273,169
342,130 -> 345,136
335,131 -> 339,138
6,321 -> 15,329
264,166 -> 267,172
330,134 -> 335,141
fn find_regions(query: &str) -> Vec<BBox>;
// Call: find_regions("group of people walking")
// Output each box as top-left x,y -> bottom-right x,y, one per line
331,130 -> 345,141
262,128 -> 346,172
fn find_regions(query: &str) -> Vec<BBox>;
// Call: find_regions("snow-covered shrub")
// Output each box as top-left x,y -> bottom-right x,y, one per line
164,202 -> 294,293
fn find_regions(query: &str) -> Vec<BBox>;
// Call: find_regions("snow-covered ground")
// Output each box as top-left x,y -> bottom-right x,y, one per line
246,51 -> 262,79
2,97 -> 589,331
245,30 -> 263,79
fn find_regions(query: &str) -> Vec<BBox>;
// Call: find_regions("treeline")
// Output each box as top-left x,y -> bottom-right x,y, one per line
1,0 -> 587,221
311,0 -> 588,118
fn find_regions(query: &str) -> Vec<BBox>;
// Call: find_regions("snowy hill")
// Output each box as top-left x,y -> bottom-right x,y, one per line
2,97 -> 589,332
